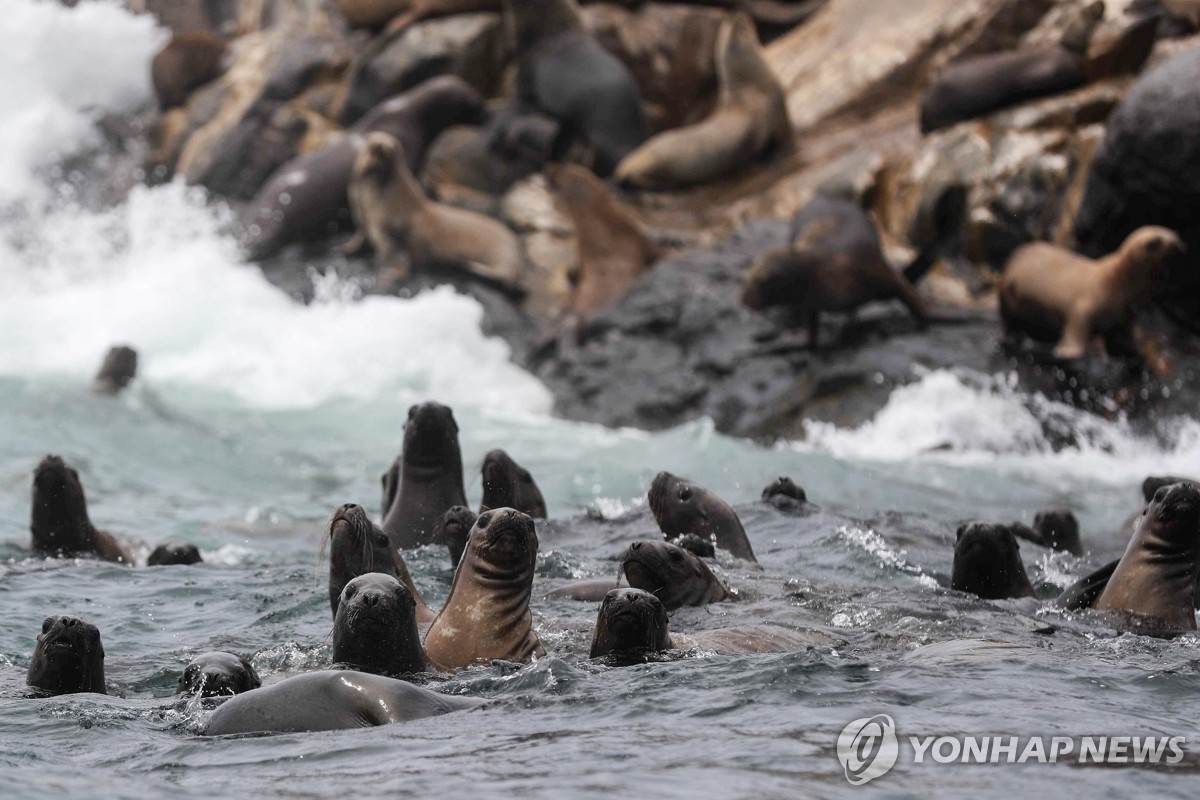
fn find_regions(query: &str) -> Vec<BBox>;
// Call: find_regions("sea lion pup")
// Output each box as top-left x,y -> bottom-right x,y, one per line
424,508 -> 545,670
348,132 -> 525,291
615,12 -> 791,189
436,505 -> 477,566
620,540 -> 732,610
741,195 -> 927,350
147,541 -> 203,566
999,226 -> 1185,360
202,671 -> 483,735
545,163 -> 659,321
919,1 -> 1105,133
332,574 -> 431,676
951,523 -> 1036,600
31,456 -> 131,564
480,449 -> 547,519
27,616 -> 106,696
178,652 -> 261,697
502,0 -> 648,176
648,471 -> 756,562
151,31 -> 227,111
92,345 -> 137,395
327,503 -> 434,623
381,402 -> 468,551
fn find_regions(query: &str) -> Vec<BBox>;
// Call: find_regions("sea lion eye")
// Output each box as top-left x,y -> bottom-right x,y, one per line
374,532 -> 389,548
41,618 -> 53,634
678,487 -> 692,501
344,585 -> 357,600
1154,487 -> 1170,504
478,513 -> 491,527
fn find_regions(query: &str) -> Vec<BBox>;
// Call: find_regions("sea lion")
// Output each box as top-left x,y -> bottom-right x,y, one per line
93,345 -> 137,395
647,471 -> 756,562
503,0 -> 648,175
951,523 -> 1036,600
1094,481 -> 1200,633
545,163 -> 659,320
436,505 -> 477,566
424,508 -> 545,669
26,616 -> 106,696
202,670 -> 483,735
761,476 -> 807,510
620,540 -> 731,610
31,456 -> 131,564
381,402 -> 468,551
541,576 -> 628,602
326,503 -> 433,623
151,31 -> 227,111
1024,510 -> 1083,556
479,449 -> 547,519
670,533 -> 716,558
999,227 -> 1185,360
332,573 -> 431,676
919,1 -> 1105,133
178,652 -> 261,697
243,75 -> 485,260
614,12 -> 791,189
147,541 -> 203,566
348,132 -> 525,291
741,195 -> 927,349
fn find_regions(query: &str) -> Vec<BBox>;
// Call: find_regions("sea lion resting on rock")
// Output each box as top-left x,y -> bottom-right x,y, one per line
151,31 -> 227,111
348,132 -> 525,292
31,456 -> 132,564
741,195 -> 927,349
615,11 -> 791,189
27,616 -> 106,696
648,471 -> 756,562
93,345 -> 137,395
480,449 -> 547,519
381,402 -> 468,551
951,523 -> 1035,600
999,226 -> 1184,361
424,508 -> 545,670
621,540 -> 732,610
332,573 -> 431,676
178,652 -> 260,697
327,503 -> 434,623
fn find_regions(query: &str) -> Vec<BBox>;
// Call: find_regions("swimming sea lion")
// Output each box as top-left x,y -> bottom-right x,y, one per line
203,670 -> 483,735
424,508 -> 545,669
951,523 -> 1036,600
999,226 -> 1185,360
761,476 -> 807,511
326,503 -> 433,623
147,541 -> 203,566
178,652 -> 261,697
1022,510 -> 1083,556
27,616 -> 106,696
614,12 -> 791,189
332,573 -> 431,676
436,505 -> 478,566
93,345 -> 137,395
31,456 -> 132,564
670,533 -> 716,558
151,31 -> 227,111
479,449 -> 547,519
348,132 -> 525,291
620,540 -> 732,610
381,402 -> 468,551
647,471 -> 756,562
741,195 -> 927,349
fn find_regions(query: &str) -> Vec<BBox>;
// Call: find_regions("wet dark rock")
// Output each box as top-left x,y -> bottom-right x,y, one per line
183,100 -> 309,201
262,32 -> 352,102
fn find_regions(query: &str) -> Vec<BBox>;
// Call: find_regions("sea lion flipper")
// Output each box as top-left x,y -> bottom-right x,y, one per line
1057,559 -> 1121,611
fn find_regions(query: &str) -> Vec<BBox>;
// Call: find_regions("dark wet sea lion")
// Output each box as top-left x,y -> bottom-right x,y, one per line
670,533 -> 715,558
203,670 -> 483,735
151,31 -> 227,111
27,616 -> 106,696
93,345 -> 137,395
147,541 -> 203,566
437,505 -> 478,566
620,540 -> 731,610
424,508 -> 545,669
1032,510 -> 1082,556
1144,476 -> 1198,502
480,449 -> 547,519
762,476 -> 806,503
332,573 -> 430,676
741,195 -> 927,349
326,503 -> 433,623
178,652 -> 260,697
381,402 -> 468,551
31,456 -> 131,564
647,471 -> 756,562
951,523 -> 1035,600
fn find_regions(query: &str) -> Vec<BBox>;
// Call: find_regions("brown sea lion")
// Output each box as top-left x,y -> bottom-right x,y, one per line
332,573 -> 431,676
951,523 -> 1035,600
147,541 -> 203,566
436,505 -> 477,566
31,456 -> 131,564
741,195 -> 927,349
614,12 -> 790,189
151,31 -> 227,111
620,540 -> 732,610
380,402 -> 468,551
648,471 -> 756,562
348,132 -> 525,291
326,503 -> 434,624
423,508 -> 545,669
479,449 -> 547,519
545,162 -> 659,320
999,226 -> 1184,360
93,345 -> 137,395
27,616 -> 106,696
178,652 -> 260,697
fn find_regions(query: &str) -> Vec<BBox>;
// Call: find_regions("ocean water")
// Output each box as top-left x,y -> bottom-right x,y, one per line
2,2 -> 1200,797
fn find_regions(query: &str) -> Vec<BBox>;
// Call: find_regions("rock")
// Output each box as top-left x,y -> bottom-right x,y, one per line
262,32 -> 352,101
127,0 -> 239,36
182,100 -> 310,200
1085,13 -> 1159,80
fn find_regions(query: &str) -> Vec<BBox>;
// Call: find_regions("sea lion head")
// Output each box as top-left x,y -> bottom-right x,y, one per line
408,74 -> 487,130
94,345 -> 137,393
31,455 -> 93,555
741,245 -> 813,310
27,615 -> 106,695
480,449 -> 546,518
951,523 -> 1036,600
357,132 -> 400,183
647,471 -> 706,534
467,508 -> 538,575
147,541 -> 203,566
1117,226 -> 1186,290
1031,509 -> 1082,556
762,476 -> 807,504
503,0 -> 583,53
326,503 -> 396,615
669,533 -> 716,558
332,572 -> 425,675
589,588 -> 671,659
178,652 -> 260,697
1138,481 -> 1200,552
620,540 -> 726,610
436,505 -> 478,566
403,401 -> 462,469
1143,475 -> 1197,503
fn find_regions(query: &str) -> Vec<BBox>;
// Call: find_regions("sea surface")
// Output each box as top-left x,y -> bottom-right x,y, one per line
2,3 -> 1200,798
